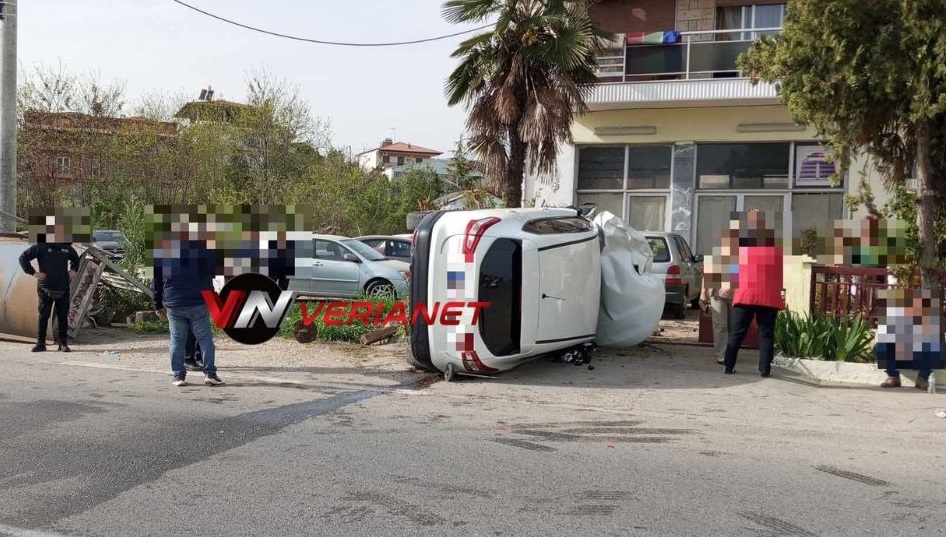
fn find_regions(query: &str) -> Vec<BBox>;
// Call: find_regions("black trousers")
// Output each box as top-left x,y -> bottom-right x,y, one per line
37,289 -> 70,345
724,305 -> 778,374
185,330 -> 202,361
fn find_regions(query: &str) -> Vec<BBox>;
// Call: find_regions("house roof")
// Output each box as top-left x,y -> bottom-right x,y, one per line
356,141 -> 442,156
23,110 -> 178,137
391,158 -> 484,177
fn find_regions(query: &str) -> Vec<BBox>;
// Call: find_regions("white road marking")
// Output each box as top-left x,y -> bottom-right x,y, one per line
0,523 -> 74,537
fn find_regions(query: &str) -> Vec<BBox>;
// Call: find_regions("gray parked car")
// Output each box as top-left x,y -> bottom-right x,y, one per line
91,229 -> 128,257
288,235 -> 410,299
644,232 -> 704,319
355,235 -> 413,263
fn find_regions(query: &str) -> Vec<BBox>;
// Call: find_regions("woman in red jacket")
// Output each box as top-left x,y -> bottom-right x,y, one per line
723,210 -> 786,376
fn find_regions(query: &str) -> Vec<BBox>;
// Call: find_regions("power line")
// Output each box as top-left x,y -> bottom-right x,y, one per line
167,0 -> 493,47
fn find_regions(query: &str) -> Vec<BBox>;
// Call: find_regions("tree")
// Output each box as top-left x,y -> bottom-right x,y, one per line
443,137 -> 480,191
443,0 -> 611,207
739,0 -> 946,289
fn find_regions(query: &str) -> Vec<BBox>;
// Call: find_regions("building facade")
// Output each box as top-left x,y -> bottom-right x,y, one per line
357,139 -> 443,174
525,0 -> 881,255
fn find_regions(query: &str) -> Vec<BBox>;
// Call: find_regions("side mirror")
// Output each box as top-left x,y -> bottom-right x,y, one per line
343,253 -> 360,263
692,254 -> 705,263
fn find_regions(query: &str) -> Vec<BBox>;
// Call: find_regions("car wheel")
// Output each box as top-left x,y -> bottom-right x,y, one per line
365,279 -> 396,298
406,211 -> 432,231
691,297 -> 702,310
405,346 -> 436,372
443,363 -> 457,382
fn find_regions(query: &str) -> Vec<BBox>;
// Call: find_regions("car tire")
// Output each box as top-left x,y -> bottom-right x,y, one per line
691,297 -> 702,310
406,211 -> 432,231
405,346 -> 436,372
365,279 -> 396,298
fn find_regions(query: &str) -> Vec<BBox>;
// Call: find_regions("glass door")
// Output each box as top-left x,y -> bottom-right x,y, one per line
695,195 -> 737,255
694,193 -> 790,254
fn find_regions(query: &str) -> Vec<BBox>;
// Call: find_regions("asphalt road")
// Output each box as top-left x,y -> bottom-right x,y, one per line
1,339 -> 944,537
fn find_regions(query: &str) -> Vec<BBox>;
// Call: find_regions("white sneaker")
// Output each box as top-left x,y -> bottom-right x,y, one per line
204,373 -> 223,386
172,374 -> 187,387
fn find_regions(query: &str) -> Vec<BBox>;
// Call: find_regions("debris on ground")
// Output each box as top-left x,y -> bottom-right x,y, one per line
548,342 -> 596,366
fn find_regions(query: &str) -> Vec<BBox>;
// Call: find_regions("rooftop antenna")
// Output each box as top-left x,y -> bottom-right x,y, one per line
390,127 -> 396,142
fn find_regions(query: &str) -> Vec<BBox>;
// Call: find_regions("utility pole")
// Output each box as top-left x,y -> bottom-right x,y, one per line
0,0 -> 16,233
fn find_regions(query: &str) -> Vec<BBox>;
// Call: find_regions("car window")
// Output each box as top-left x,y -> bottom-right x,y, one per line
674,236 -> 693,261
522,217 -> 594,234
314,239 -> 348,260
342,239 -> 385,261
646,237 -> 671,263
93,231 -> 125,242
360,238 -> 383,248
389,240 -> 412,258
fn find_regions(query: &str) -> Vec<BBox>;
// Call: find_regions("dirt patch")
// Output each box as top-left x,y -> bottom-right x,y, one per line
647,308 -> 705,346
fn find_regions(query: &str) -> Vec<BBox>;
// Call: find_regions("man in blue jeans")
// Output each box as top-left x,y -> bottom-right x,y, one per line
152,230 -> 222,387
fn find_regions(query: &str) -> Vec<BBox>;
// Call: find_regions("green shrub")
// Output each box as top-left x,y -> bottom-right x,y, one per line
128,319 -> 169,334
775,310 -> 874,362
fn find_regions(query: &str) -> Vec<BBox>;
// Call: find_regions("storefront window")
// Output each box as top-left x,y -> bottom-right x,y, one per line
696,142 -> 790,189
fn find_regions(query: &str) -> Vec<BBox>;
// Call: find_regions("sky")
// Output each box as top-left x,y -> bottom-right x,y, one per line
18,0 -> 488,156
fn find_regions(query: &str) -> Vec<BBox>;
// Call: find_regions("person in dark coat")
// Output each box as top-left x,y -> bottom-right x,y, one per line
19,241 -> 80,352
152,231 -> 222,387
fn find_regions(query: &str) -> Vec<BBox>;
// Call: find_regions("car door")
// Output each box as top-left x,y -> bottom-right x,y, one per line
674,235 -> 700,299
312,239 -> 362,297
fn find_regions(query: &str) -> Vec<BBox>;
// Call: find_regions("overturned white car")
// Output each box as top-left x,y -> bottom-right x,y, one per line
407,206 -> 663,380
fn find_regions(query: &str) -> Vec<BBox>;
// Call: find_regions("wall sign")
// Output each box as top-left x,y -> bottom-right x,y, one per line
795,145 -> 837,187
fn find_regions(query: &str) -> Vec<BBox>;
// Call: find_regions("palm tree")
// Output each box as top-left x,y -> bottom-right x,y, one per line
443,0 -> 611,208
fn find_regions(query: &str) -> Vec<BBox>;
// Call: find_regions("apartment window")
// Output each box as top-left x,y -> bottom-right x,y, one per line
576,144 -> 673,231
90,160 -> 104,178
382,155 -> 390,164
696,143 -> 790,189
397,156 -> 405,166
55,155 -> 71,174
716,3 -> 786,41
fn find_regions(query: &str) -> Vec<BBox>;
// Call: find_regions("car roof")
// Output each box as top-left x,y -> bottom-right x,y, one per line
313,234 -> 349,241
355,235 -> 410,241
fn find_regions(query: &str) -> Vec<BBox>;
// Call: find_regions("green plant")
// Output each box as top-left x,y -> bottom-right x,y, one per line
775,310 -> 875,362
825,314 -> 875,363
128,319 -> 169,334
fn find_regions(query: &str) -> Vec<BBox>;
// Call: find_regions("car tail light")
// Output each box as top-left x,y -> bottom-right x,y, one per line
666,265 -> 682,285
462,217 -> 501,261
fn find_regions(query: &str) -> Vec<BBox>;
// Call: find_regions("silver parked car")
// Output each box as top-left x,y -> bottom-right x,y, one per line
644,232 -> 703,319
355,234 -> 413,263
288,235 -> 410,299
91,229 -> 128,257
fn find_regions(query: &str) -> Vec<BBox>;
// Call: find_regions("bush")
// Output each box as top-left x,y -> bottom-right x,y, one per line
775,310 -> 874,362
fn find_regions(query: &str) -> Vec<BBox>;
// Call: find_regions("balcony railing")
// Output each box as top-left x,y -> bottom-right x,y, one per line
595,28 -> 782,83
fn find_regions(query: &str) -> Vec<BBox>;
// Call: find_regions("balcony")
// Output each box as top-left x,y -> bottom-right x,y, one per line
588,28 -> 782,109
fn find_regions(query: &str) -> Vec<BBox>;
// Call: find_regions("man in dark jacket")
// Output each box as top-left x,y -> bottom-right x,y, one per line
19,242 -> 80,352
152,232 -> 222,387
